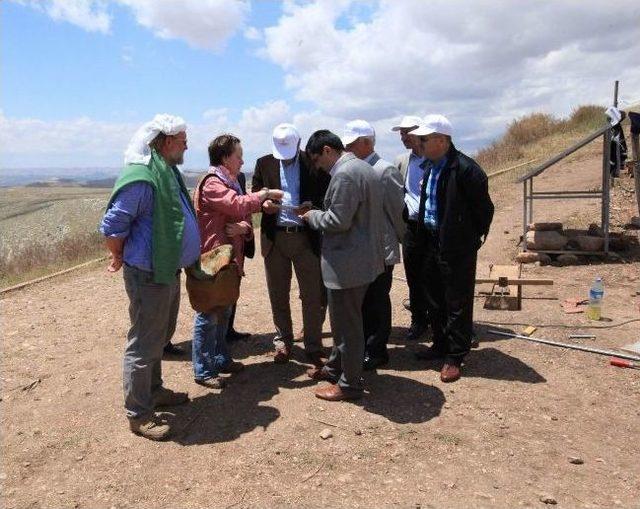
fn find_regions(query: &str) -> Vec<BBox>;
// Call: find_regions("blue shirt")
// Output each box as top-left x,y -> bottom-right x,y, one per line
422,157 -> 448,229
100,179 -> 201,272
277,155 -> 304,227
404,152 -> 425,221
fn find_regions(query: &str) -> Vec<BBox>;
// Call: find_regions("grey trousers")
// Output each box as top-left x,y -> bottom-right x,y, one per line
265,231 -> 323,353
324,284 -> 369,394
122,265 -> 180,419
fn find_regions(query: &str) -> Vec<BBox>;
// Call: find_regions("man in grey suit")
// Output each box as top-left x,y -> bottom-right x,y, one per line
341,120 -> 405,370
392,115 -> 430,341
299,130 -> 385,401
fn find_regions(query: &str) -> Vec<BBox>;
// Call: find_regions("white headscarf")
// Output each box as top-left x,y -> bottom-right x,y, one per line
124,114 -> 187,165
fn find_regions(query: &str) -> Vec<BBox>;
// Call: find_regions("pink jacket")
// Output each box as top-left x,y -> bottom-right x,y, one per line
194,166 -> 263,273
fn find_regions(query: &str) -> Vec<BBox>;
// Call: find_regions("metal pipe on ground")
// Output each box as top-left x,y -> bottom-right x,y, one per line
488,330 -> 640,362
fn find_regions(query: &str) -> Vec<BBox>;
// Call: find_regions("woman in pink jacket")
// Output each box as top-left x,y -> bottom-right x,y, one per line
192,134 -> 283,389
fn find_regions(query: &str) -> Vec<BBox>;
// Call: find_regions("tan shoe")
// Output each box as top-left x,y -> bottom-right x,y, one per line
129,415 -> 171,441
314,384 -> 362,401
153,387 -> 189,408
195,377 -> 226,389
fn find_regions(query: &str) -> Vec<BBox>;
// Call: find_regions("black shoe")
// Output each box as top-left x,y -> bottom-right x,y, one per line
363,354 -> 389,371
414,346 -> 446,361
226,329 -> 251,342
405,323 -> 427,341
471,332 -> 480,349
163,342 -> 186,356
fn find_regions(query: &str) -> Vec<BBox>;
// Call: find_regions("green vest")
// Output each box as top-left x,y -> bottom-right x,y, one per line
107,150 -> 197,284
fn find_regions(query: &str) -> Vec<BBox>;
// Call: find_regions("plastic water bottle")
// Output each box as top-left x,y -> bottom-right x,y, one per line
586,277 -> 604,321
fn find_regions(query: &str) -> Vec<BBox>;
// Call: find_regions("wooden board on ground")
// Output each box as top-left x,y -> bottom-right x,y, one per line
483,264 -> 522,310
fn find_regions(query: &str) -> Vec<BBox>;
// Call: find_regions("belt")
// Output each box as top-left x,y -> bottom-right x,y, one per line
276,225 -> 307,233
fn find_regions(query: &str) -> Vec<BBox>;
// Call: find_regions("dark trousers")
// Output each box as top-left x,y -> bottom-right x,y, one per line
362,265 -> 394,358
422,233 -> 477,360
324,284 -> 369,394
402,222 -> 430,327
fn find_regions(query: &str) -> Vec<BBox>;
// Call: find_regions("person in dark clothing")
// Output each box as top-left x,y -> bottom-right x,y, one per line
410,114 -> 494,383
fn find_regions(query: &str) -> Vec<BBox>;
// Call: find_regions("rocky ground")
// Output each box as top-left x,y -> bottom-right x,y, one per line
1,147 -> 639,508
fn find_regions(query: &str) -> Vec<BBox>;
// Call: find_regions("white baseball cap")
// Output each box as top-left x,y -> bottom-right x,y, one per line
390,115 -> 422,132
272,123 -> 300,160
411,114 -> 453,137
341,119 -> 375,146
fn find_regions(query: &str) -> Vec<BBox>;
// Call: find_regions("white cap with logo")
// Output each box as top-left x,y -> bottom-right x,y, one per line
411,114 -> 453,137
390,115 -> 422,132
272,123 -> 301,160
341,119 -> 375,146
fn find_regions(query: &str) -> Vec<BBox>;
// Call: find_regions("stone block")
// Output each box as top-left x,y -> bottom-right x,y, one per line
527,222 -> 563,231
525,230 -> 568,251
576,235 -> 604,252
556,254 -> 580,266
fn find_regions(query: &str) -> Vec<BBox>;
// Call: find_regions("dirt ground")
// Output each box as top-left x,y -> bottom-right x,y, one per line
1,147 -> 639,509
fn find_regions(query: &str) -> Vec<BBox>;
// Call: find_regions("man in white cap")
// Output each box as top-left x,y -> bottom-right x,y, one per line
100,114 -> 201,440
341,120 -> 405,370
391,115 -> 431,341
251,123 -> 330,366
410,114 -> 494,382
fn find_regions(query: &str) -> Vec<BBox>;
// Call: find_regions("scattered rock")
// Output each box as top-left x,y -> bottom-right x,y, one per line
539,494 -> 557,505
354,429 -> 362,436
319,428 -> 333,440
576,235 -> 604,252
588,223 -> 604,236
527,222 -> 563,231
556,254 -> 580,266
503,230 -> 510,234
630,216 -> 640,228
22,461 -> 31,467
526,230 -> 568,251
0,472 -> 7,480
568,456 -> 584,465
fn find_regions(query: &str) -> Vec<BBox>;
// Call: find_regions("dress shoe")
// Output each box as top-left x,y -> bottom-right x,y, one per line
194,376 -> 226,389
414,346 -> 446,361
440,360 -> 462,383
363,354 -> 389,371
163,342 -> 186,356
220,360 -> 244,374
273,345 -> 291,364
305,351 -> 326,368
405,323 -> 428,341
306,366 -> 336,382
227,329 -> 251,342
153,387 -> 189,408
315,384 -> 362,402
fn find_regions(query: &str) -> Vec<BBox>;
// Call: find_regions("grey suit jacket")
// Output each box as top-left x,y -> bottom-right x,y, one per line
369,152 -> 406,265
306,152 -> 385,290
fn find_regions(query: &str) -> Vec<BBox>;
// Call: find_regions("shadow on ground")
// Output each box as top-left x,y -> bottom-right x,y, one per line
359,373 -> 445,424
172,359 -> 315,446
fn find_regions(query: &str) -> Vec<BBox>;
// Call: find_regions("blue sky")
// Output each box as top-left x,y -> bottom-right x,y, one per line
2,0 -> 640,171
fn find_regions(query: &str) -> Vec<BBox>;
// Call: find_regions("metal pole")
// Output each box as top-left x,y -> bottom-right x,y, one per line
602,128 -> 611,253
488,330 -> 640,362
528,178 -> 534,224
522,180 -> 528,251
613,80 -> 621,178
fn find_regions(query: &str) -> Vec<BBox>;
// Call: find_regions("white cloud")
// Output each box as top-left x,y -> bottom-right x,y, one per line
261,0 -> 640,150
117,0 -> 249,51
13,0 -> 112,33
13,0 -> 249,51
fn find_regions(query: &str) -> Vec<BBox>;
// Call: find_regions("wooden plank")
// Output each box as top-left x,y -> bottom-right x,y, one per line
475,278 -> 554,286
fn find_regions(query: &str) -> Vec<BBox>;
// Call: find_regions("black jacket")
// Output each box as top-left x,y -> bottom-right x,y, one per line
251,152 -> 330,256
420,143 -> 494,257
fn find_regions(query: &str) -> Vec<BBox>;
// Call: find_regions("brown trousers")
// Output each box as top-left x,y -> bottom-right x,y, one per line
265,231 -> 324,353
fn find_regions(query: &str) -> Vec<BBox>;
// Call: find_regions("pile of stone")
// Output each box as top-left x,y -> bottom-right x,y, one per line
516,222 -> 631,266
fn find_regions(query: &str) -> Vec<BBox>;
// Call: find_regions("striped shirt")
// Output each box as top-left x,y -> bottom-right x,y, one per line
422,157 -> 448,229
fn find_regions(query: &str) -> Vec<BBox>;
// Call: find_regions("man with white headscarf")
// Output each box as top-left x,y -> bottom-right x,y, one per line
100,114 -> 201,440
